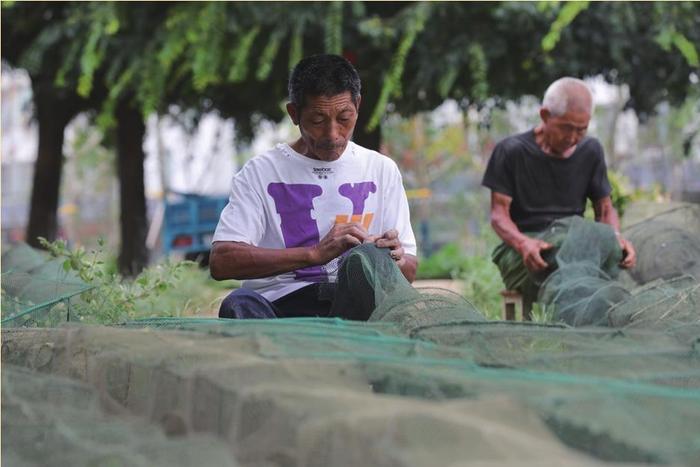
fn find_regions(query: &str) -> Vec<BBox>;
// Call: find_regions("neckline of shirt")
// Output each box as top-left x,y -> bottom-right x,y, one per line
526,129 -> 585,162
277,141 -> 356,166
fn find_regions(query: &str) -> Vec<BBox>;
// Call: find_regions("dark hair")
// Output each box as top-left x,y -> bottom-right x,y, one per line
288,54 -> 361,109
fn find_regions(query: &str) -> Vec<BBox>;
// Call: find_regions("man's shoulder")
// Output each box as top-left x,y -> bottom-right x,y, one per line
239,144 -> 287,172
494,130 -> 534,155
351,142 -> 400,171
577,136 -> 604,155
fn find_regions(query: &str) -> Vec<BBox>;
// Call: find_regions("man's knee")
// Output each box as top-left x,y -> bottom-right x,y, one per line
219,288 -> 277,319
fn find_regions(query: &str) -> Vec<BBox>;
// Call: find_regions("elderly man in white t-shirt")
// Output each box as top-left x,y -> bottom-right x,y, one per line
210,54 -> 418,319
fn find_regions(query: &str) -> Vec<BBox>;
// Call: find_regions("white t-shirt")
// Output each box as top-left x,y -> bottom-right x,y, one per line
212,141 -> 417,301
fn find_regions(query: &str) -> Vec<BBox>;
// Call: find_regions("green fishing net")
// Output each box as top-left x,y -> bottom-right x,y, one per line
2,204 -> 699,465
623,203 -> 700,285
1,365 -> 237,467
1,243 -> 93,327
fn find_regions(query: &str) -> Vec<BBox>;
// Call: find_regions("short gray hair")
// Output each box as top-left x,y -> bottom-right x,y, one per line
542,77 -> 593,116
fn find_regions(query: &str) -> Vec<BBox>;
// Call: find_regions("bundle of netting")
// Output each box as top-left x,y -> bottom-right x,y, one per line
622,203 -> 700,285
331,243 -> 485,332
609,275 -> 700,339
534,216 -> 629,326
1,243 -> 93,327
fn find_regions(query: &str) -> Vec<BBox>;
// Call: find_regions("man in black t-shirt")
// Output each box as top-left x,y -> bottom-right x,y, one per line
482,77 -> 636,305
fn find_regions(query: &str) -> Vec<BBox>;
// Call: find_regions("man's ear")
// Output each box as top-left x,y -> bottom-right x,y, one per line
286,103 -> 299,125
355,94 -> 362,112
539,107 -> 550,123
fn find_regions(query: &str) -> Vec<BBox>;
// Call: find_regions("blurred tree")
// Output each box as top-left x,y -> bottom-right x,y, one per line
390,2 -> 699,119
3,1 -> 698,275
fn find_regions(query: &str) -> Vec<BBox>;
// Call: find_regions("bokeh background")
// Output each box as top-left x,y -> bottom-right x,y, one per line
2,1 -> 699,318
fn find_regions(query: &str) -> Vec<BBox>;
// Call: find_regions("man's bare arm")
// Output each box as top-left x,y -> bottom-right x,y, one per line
399,254 -> 418,283
210,222 -> 369,280
592,196 -> 621,231
490,191 -> 552,272
592,196 -> 636,268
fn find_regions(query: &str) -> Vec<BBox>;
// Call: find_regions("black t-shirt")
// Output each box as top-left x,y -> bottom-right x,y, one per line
482,130 -> 611,232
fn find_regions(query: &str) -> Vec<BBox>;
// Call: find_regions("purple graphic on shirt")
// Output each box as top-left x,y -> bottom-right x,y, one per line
338,182 -> 377,214
267,182 -> 326,281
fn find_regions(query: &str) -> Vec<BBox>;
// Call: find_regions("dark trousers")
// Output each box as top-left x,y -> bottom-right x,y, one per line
218,283 -> 336,319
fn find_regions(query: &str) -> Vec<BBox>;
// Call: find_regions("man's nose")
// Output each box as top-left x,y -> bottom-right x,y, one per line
325,121 -> 341,141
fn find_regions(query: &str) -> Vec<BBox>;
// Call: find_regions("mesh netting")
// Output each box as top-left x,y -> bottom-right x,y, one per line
2,207 -> 700,465
622,204 -> 700,285
535,217 -> 628,326
3,320 -> 699,465
1,243 -> 93,327
1,364 -> 238,467
332,244 -> 486,332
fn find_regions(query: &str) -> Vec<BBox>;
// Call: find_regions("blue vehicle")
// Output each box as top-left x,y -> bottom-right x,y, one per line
161,193 -> 228,262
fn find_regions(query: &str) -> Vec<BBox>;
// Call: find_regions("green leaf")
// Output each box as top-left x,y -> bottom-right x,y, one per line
227,27 -> 261,82
325,1 -> 343,54
256,31 -> 282,81
288,24 -> 304,70
367,2 -> 430,132
63,260 -> 72,272
671,31 -> 699,68
541,1 -> 589,52
105,17 -> 120,35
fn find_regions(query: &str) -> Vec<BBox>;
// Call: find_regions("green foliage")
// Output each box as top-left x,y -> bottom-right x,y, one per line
288,24 -> 304,71
415,241 -> 503,319
656,27 -> 699,68
38,237 -> 196,324
530,302 -> 556,323
416,243 -> 470,280
78,4 -> 119,98
325,1 -> 343,55
228,27 -> 261,82
458,254 -> 503,320
367,2 -> 430,132
3,1 -> 698,144
541,1 -> 589,52
608,170 -> 662,219
608,170 -> 633,219
466,44 -> 488,101
256,32 -> 283,81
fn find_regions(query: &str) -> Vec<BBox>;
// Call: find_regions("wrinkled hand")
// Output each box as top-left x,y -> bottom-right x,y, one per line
310,222 -> 369,265
372,229 -> 405,267
618,235 -> 637,269
517,237 -> 554,273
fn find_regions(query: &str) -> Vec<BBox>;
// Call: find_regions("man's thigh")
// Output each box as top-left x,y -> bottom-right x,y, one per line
219,288 -> 279,319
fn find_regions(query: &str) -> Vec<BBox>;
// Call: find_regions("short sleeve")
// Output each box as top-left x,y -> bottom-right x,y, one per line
482,141 -> 514,196
586,141 -> 612,201
383,163 -> 418,256
212,169 -> 266,245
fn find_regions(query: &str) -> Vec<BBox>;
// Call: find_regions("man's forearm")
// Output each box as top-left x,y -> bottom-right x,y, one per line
491,211 -> 530,252
210,242 -> 317,280
594,198 -> 621,232
399,254 -> 418,283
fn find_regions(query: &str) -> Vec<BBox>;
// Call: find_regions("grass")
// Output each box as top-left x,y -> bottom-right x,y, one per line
132,263 -> 239,318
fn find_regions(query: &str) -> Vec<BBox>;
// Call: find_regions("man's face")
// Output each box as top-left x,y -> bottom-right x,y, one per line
286,91 -> 360,162
540,107 -> 590,155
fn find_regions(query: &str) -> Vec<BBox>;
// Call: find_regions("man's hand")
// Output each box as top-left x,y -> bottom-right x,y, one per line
617,234 -> 637,269
517,237 -> 554,273
310,222 -> 369,265
373,229 -> 406,267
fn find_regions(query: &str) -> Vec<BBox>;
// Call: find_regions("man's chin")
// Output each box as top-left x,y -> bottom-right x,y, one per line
316,147 -> 346,161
